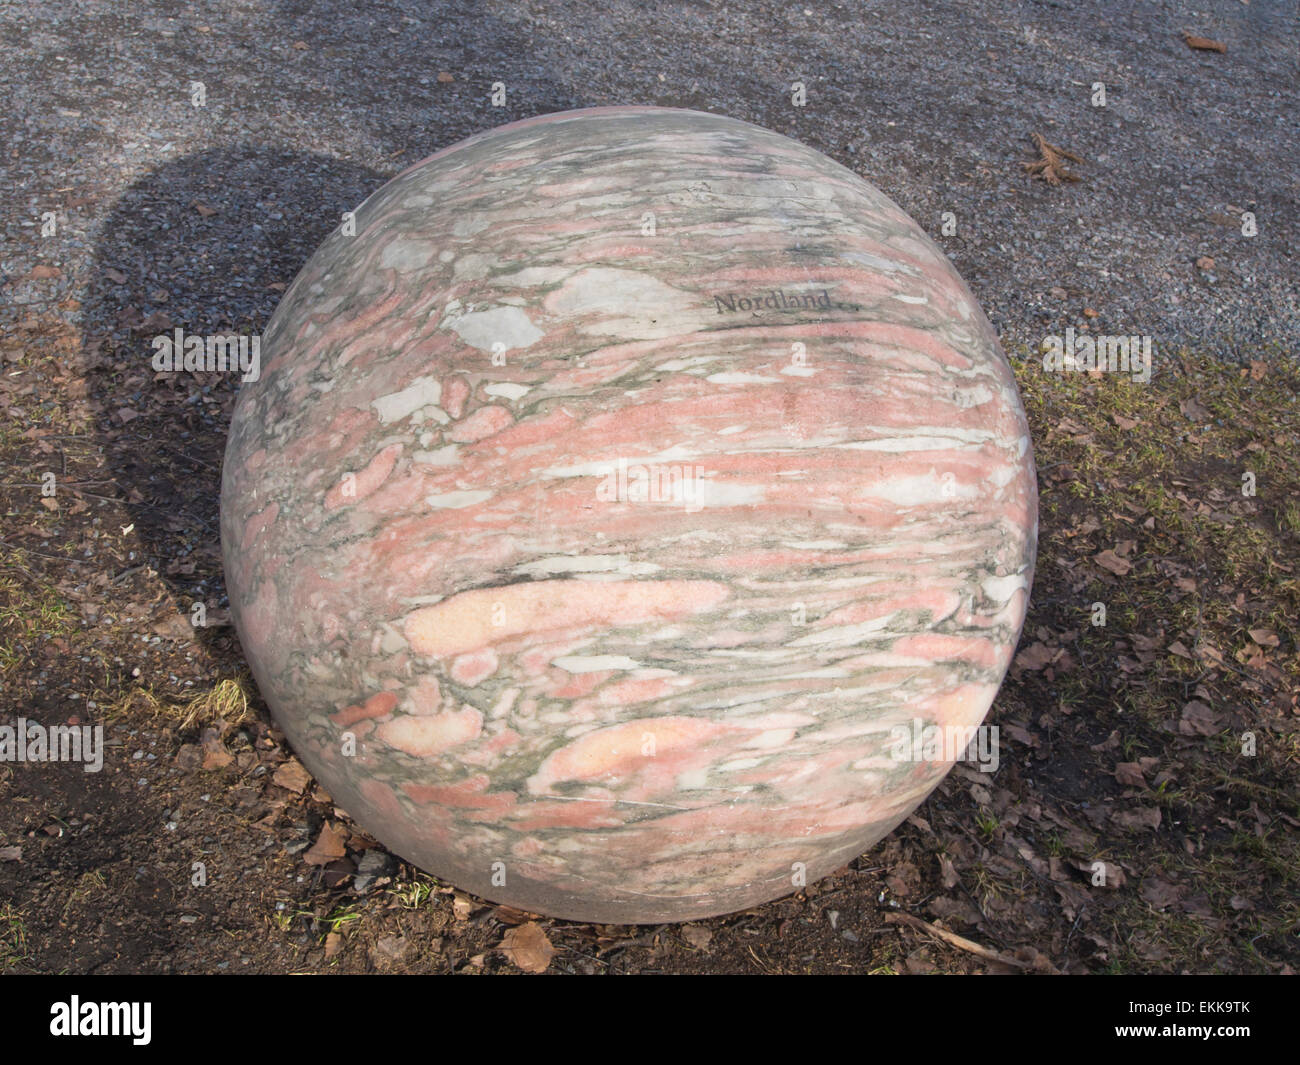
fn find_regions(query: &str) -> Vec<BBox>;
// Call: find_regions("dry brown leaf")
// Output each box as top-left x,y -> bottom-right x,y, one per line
1183,32 -> 1226,52
680,924 -> 713,950
1115,762 -> 1147,787
1094,549 -> 1132,576
437,71 -> 455,83
498,922 -> 554,973
324,931 -> 343,959
1141,877 -> 1184,909
272,758 -> 312,793
1090,729 -> 1120,752
303,821 -> 349,866
1111,806 -> 1162,831
1247,628 -> 1279,648
1014,641 -> 1057,670
199,727 -> 233,770
492,904 -> 538,926
1179,699 -> 1223,735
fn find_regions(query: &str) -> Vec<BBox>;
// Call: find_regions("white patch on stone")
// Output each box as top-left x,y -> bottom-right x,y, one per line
450,306 -> 543,351
717,757 -> 765,772
677,768 -> 710,789
893,294 -> 928,305
836,435 -> 984,452
706,372 -> 779,385
862,473 -> 978,505
484,382 -> 532,401
372,375 -> 443,424
788,613 -> 900,648
514,555 -> 661,577
654,356 -> 719,372
982,573 -> 1027,605
426,490 -> 491,509
716,424 -> 748,435
451,215 -> 491,237
780,365 -> 817,376
541,445 -> 699,479
844,250 -> 917,275
412,444 -> 461,466
551,654 -> 640,673
783,540 -> 848,550
548,267 -> 701,339
952,385 -> 994,409
379,238 -> 434,271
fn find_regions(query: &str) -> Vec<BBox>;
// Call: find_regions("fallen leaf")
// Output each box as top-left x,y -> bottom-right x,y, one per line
303,821 -> 349,866
1090,729 -> 1120,752
1115,762 -> 1147,787
1094,549 -> 1132,576
0,846 -> 21,862
1179,396 -> 1210,420
1014,641 -> 1057,670
1179,699 -> 1223,736
30,265 -> 62,280
324,931 -> 343,959
492,904 -> 538,926
498,922 -> 554,973
1195,255 -> 1216,271
437,71 -> 455,82
200,727 -> 232,770
192,201 -> 218,217
1183,32 -> 1226,52
1071,858 -> 1125,889
1140,877 -> 1184,910
1111,806 -> 1162,831
1247,628 -> 1279,648
680,924 -> 713,950
371,934 -> 408,963
152,612 -> 193,640
272,758 -> 312,794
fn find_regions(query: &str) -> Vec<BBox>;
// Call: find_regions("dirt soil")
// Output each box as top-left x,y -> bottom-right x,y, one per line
1,0 -> 1297,974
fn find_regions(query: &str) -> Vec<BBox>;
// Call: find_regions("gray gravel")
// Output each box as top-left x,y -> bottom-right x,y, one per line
3,0 -> 1297,367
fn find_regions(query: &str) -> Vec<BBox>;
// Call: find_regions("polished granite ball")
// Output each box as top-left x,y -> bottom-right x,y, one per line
220,107 -> 1036,923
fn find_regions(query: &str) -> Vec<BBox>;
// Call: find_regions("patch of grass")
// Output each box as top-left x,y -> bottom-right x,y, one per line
391,875 -> 439,910
0,903 -> 29,972
103,676 -> 254,733
0,549 -> 77,677
61,870 -> 108,921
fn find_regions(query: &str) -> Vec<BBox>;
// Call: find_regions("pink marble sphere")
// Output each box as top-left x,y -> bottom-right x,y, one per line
220,107 -> 1036,923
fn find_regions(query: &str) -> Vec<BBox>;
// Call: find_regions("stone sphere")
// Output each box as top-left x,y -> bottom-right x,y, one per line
221,107 -> 1036,923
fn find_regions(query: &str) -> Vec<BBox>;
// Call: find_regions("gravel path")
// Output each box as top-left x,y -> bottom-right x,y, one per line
4,0 -> 1296,368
